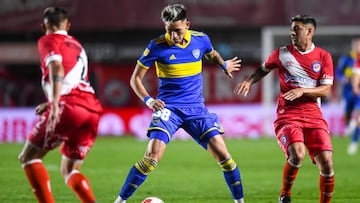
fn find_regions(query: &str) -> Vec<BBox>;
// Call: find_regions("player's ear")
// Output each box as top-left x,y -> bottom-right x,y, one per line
308,26 -> 314,36
186,20 -> 190,29
41,23 -> 46,33
66,22 -> 71,32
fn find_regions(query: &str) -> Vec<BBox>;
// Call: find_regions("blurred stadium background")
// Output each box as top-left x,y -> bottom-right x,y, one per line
1,0 -> 360,142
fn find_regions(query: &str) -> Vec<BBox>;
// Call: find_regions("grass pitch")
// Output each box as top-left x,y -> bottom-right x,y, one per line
1,136 -> 360,203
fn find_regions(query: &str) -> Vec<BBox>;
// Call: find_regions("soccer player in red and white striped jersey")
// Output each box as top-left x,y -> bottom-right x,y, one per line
18,7 -> 103,203
234,15 -> 334,203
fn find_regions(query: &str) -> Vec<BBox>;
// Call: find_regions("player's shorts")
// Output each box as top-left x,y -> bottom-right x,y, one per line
29,101 -> 101,160
275,121 -> 333,163
147,104 -> 224,149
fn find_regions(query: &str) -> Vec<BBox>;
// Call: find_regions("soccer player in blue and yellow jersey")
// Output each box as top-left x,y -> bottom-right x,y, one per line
336,37 -> 360,155
114,4 -> 245,203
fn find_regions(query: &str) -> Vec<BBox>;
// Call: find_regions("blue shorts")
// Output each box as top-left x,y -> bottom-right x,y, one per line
343,84 -> 360,114
147,104 -> 224,149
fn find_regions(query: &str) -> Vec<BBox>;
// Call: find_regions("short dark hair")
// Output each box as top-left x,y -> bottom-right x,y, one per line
290,14 -> 316,29
43,7 -> 68,27
161,4 -> 187,23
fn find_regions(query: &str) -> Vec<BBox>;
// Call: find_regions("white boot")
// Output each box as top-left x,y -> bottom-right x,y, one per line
114,196 -> 126,203
347,142 -> 358,155
234,198 -> 245,203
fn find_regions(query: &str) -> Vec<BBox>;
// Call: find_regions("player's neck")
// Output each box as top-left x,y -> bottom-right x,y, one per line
295,41 -> 314,52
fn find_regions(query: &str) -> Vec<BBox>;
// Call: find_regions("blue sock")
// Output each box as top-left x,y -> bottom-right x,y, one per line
119,165 -> 147,199
223,166 -> 244,199
352,127 -> 360,143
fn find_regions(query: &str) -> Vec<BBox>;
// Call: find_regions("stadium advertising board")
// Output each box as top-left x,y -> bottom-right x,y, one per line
0,103 -> 345,143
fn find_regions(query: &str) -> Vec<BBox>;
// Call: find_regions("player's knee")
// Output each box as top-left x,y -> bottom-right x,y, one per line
135,157 -> 158,175
288,152 -> 304,168
219,157 -> 237,172
288,150 -> 305,166
319,159 -> 334,175
18,153 -> 26,164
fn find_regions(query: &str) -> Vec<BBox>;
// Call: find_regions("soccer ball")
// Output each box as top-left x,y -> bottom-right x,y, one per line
141,196 -> 164,203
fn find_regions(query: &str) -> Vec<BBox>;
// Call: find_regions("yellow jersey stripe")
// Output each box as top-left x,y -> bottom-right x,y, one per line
155,60 -> 202,78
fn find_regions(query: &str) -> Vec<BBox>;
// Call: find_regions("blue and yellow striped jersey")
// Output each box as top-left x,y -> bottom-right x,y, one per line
137,30 -> 214,105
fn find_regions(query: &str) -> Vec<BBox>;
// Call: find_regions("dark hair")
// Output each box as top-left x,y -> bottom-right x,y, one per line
290,14 -> 316,29
161,4 -> 187,23
43,7 -> 68,27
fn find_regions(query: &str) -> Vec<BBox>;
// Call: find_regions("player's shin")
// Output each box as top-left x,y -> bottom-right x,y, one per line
319,172 -> 334,203
22,159 -> 55,203
118,157 -> 158,200
65,170 -> 96,203
219,157 -> 244,201
281,160 -> 300,197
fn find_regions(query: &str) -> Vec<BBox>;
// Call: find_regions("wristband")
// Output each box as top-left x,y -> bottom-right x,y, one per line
221,61 -> 227,70
144,96 -> 154,107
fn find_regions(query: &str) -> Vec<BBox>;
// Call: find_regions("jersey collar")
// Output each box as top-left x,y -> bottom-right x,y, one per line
165,30 -> 191,48
295,43 -> 315,54
53,30 -> 68,35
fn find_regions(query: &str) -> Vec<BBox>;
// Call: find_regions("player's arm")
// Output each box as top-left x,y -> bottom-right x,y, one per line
205,49 -> 241,79
130,64 -> 165,111
46,60 -> 64,133
234,66 -> 269,97
352,70 -> 360,96
283,84 -> 332,101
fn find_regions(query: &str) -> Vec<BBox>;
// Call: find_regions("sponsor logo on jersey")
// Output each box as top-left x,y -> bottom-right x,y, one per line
143,48 -> 150,56
169,54 -> 176,60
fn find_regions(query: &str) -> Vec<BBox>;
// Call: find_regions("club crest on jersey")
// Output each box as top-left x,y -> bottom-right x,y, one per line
192,49 -> 200,59
312,62 -> 321,73
281,135 -> 287,145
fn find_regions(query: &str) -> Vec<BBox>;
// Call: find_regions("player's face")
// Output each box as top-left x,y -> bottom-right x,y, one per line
352,39 -> 360,53
290,22 -> 311,49
165,19 -> 190,44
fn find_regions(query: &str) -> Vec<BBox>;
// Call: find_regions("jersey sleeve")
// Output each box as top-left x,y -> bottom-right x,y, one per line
202,33 -> 213,54
320,51 -> 334,85
352,56 -> 360,75
38,36 -> 62,67
262,48 -> 280,72
137,40 -> 157,69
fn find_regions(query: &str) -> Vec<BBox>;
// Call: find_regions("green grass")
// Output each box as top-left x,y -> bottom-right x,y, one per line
1,136 -> 360,202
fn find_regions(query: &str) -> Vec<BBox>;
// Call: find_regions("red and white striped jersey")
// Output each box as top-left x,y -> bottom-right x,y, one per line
38,30 -> 102,113
38,30 -> 95,100
262,44 -> 334,119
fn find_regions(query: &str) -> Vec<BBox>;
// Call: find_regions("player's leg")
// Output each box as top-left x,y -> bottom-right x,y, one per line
279,142 -> 305,202
343,95 -> 356,137
314,151 -> 334,203
60,105 -> 101,203
307,129 -> 334,203
18,140 -> 55,203
61,157 -> 96,203
114,136 -> 167,203
185,109 -> 244,202
207,135 -> 245,203
115,107 -> 179,202
348,107 -> 360,155
275,124 -> 305,203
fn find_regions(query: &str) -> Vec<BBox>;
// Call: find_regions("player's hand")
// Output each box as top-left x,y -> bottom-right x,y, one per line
46,102 -> 61,134
283,88 -> 304,101
35,102 -> 48,115
149,99 -> 166,111
224,57 -> 241,79
234,80 -> 251,97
